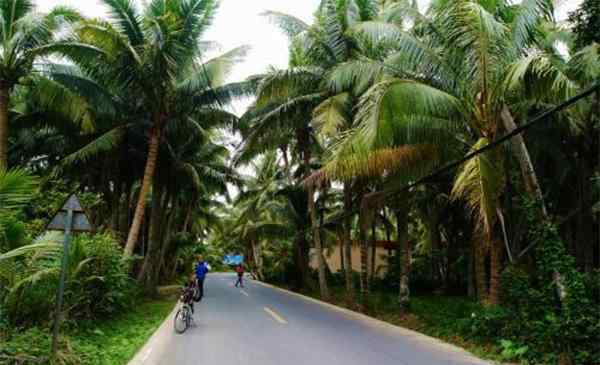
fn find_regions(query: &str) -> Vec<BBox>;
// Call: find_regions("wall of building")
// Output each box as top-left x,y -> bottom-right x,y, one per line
310,242 -> 394,278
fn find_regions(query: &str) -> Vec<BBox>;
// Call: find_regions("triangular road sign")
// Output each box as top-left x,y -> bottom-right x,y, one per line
47,194 -> 92,232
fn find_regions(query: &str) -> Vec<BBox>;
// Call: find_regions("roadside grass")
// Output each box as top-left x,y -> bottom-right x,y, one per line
0,299 -> 174,365
299,286 -> 503,363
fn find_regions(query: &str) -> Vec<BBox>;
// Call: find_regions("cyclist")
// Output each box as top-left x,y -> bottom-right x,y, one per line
184,274 -> 197,313
195,255 -> 210,302
234,264 -> 245,288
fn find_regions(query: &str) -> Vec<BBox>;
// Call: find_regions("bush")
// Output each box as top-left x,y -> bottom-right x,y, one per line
66,233 -> 137,319
3,233 -> 136,326
464,200 -> 600,364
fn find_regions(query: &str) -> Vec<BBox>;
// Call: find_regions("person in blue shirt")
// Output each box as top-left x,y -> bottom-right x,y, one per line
194,255 -> 210,302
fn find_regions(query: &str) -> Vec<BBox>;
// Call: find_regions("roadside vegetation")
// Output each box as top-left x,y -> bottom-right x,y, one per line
2,298 -> 173,365
0,0 -> 598,365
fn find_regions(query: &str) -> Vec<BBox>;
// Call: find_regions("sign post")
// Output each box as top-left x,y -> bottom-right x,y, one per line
47,194 -> 92,358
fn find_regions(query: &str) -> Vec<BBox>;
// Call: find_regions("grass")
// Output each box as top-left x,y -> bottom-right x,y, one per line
299,286 -> 503,362
0,298 -> 175,365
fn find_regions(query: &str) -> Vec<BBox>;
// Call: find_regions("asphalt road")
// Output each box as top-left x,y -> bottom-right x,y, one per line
129,273 -> 492,365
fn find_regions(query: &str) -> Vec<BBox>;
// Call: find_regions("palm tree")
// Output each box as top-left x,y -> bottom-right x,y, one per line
318,0 -> 560,304
243,0 -> 387,297
72,0 -> 251,255
138,125 -> 239,290
0,168 -> 37,250
0,0 -> 100,170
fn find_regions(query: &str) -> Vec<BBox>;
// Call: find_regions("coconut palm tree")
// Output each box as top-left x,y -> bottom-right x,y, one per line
242,0 -> 389,297
0,0 -> 102,170
137,125 -> 239,290
318,0 -> 559,303
73,0 -> 251,256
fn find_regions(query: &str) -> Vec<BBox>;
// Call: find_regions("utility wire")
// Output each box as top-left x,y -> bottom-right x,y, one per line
322,82 -> 600,228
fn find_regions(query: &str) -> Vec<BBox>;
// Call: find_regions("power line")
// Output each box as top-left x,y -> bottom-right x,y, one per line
323,82 -> 600,226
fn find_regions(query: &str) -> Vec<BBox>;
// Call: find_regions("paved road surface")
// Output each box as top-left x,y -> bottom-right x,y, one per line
129,273 -> 492,365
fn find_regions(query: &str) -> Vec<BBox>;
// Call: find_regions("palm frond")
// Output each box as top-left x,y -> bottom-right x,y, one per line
255,67 -> 324,107
354,78 -> 463,149
313,92 -> 352,137
0,168 -> 37,212
0,0 -> 34,39
179,0 -> 219,49
262,10 -> 310,40
319,0 -> 348,62
567,43 -> 600,85
27,41 -> 106,64
101,0 -> 144,46
511,0 -> 554,51
326,58 -> 387,95
0,237 -> 61,261
62,126 -> 127,165
27,76 -> 96,132
451,138 -> 505,236
179,46 -> 250,93
504,51 -> 578,102
323,144 -> 439,181
45,63 -> 117,118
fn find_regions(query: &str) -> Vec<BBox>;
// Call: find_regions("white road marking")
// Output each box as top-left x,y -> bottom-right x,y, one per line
240,289 -> 249,297
140,347 -> 153,363
264,307 -> 288,324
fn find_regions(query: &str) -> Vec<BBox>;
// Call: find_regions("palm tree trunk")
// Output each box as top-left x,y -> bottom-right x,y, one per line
137,174 -> 163,293
343,182 -> 354,295
358,209 -> 371,303
488,239 -> 503,305
111,174 -> 122,232
280,145 -> 292,183
370,221 -> 377,282
119,181 -> 132,241
293,127 -> 312,290
0,86 -> 10,171
251,238 -> 264,281
396,197 -> 410,313
182,200 -> 194,233
158,195 -> 177,279
501,106 -> 547,215
468,242 -> 476,297
475,241 -> 488,302
425,214 -> 441,286
309,186 -> 329,299
124,125 -> 162,256
294,231 -> 309,289
501,105 -> 566,301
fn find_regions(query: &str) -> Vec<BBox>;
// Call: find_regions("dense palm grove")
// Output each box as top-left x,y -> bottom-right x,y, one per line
0,0 -> 598,364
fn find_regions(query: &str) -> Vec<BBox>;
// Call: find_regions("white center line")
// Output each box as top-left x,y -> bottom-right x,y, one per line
264,307 -> 288,324
240,289 -> 249,297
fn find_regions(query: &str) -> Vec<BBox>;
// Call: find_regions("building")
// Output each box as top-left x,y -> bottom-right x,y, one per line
310,240 -> 397,278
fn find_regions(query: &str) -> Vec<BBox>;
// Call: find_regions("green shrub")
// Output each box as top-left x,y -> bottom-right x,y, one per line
66,233 -> 137,319
465,199 -> 600,364
499,339 -> 529,362
3,233 -> 136,326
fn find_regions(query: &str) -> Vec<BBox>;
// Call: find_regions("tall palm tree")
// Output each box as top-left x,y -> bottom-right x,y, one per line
0,0 -> 101,170
318,0 -> 558,303
74,0 -> 251,255
243,0 -> 386,297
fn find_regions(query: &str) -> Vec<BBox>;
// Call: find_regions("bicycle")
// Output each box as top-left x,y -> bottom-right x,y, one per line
174,283 -> 196,334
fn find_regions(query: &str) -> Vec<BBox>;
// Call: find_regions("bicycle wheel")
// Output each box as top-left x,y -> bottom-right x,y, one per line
185,304 -> 193,327
174,306 -> 190,334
